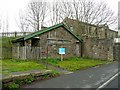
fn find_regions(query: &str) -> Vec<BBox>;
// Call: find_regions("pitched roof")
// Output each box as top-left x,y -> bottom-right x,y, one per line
12,23 -> 83,43
64,17 -> 118,32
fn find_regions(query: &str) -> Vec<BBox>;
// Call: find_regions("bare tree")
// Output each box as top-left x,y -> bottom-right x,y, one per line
0,16 -> 1,32
5,15 -> 9,32
16,10 -> 30,32
0,14 -> 9,33
76,0 -> 117,35
49,1 -> 61,25
71,0 -> 117,26
51,0 -> 117,35
17,0 -> 117,33
17,0 -> 49,32
50,0 -> 117,27
26,0 -> 49,31
49,0 -> 73,26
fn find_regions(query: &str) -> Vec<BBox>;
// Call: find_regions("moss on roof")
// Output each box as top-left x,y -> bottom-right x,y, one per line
12,23 -> 83,43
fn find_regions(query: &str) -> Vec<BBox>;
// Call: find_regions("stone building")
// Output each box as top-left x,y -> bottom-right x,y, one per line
12,18 -> 118,60
63,18 -> 118,60
63,17 -> 118,39
12,23 -> 82,60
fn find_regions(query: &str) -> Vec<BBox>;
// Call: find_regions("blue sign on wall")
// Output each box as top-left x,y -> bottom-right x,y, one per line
59,48 -> 65,54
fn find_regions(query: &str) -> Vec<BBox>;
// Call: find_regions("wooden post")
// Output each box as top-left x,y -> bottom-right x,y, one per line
61,54 -> 63,61
24,41 -> 27,59
59,47 -> 65,61
46,35 -> 48,59
15,32 -> 17,37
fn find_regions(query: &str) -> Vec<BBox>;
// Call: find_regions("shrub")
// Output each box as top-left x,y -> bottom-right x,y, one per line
51,70 -> 60,76
8,82 -> 19,90
24,75 -> 34,84
41,74 -> 50,79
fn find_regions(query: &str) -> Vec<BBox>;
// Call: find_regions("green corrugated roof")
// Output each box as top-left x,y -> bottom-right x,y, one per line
12,23 -> 83,43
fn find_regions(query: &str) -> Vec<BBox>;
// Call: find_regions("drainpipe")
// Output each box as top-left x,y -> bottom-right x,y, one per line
81,41 -> 83,57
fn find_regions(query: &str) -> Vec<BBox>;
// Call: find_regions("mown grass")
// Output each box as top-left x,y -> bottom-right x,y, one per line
2,59 -> 46,75
42,57 -> 108,71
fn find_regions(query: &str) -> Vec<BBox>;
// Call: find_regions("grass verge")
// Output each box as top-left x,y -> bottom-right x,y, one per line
42,57 -> 109,71
2,59 -> 46,75
2,59 -> 60,89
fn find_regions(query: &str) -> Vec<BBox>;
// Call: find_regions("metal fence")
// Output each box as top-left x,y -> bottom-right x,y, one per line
0,32 -> 33,37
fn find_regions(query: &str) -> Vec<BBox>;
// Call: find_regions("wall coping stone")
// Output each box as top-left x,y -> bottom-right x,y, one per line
1,70 -> 52,83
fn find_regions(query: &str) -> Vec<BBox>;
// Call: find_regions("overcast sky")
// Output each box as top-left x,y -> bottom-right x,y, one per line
0,0 -> 119,32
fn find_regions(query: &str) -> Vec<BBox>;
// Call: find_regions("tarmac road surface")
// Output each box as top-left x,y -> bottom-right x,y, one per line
21,62 -> 118,88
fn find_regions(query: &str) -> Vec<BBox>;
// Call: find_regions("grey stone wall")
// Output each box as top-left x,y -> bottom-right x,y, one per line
38,27 -> 82,59
82,37 -> 114,60
113,43 -> 120,61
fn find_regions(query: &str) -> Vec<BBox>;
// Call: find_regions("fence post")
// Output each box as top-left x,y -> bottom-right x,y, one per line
23,32 -> 26,35
14,32 -> 17,37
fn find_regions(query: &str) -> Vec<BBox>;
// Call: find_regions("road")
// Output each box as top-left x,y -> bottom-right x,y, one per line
105,75 -> 119,88
21,62 -> 118,88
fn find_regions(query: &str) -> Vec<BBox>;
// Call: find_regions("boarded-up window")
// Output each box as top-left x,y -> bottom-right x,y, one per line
31,38 -> 40,46
20,41 -> 25,46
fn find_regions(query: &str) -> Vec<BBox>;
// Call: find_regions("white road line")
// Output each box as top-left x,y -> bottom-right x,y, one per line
96,72 -> 120,90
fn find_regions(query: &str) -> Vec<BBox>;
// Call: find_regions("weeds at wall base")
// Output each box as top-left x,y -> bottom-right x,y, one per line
2,71 -> 60,90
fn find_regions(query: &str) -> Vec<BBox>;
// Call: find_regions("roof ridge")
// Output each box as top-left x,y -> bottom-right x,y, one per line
12,22 -> 83,43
